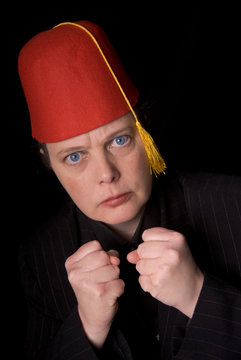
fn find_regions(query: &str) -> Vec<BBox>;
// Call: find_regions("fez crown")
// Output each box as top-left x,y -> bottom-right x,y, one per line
18,21 -> 139,143
18,21 -> 166,176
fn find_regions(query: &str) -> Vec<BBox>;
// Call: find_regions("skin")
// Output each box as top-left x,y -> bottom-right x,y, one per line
46,112 -> 153,238
127,228 -> 204,319
46,112 -> 204,349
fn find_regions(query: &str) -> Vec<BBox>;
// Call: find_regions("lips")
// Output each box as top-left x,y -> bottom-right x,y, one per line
100,192 -> 131,207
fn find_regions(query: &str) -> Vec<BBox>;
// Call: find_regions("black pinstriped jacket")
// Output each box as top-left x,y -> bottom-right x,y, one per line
19,171 -> 241,359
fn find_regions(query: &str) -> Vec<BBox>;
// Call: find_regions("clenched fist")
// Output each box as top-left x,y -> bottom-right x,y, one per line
127,227 -> 204,318
65,240 -> 125,348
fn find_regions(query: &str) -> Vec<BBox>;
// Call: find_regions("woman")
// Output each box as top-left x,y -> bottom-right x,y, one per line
18,21 -> 241,359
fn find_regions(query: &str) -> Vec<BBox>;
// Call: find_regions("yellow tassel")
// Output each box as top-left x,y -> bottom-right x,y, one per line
135,119 -> 166,177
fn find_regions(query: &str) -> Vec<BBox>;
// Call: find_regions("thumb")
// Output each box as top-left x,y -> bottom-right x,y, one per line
127,249 -> 140,264
107,249 -> 120,266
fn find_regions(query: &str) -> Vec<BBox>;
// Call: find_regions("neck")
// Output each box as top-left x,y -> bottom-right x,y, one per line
107,207 -> 145,241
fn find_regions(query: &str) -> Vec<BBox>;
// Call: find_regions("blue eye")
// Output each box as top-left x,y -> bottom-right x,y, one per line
67,152 -> 81,163
113,136 -> 128,146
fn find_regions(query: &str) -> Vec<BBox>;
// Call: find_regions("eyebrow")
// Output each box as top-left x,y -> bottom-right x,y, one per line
105,125 -> 135,141
57,125 -> 135,158
57,146 -> 86,158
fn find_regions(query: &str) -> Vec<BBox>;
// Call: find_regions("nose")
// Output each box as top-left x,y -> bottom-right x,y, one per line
95,152 -> 120,184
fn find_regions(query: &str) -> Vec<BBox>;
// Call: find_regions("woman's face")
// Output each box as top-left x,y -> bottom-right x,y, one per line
47,112 -> 153,229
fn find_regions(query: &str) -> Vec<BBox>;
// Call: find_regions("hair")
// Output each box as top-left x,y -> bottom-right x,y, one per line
35,142 -> 51,169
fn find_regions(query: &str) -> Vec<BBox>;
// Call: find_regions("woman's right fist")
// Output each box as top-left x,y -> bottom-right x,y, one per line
65,240 -> 125,348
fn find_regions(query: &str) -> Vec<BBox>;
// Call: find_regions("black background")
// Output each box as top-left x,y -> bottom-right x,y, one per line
5,3 -> 240,357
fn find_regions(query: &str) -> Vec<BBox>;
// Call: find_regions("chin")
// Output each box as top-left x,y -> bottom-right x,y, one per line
99,204 -> 143,226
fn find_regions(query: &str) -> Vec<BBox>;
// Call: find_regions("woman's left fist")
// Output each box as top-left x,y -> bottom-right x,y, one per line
127,227 -> 204,318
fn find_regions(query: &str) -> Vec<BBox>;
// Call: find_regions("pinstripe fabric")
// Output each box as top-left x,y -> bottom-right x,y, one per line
19,172 -> 241,359
19,200 -> 132,360
174,172 -> 241,359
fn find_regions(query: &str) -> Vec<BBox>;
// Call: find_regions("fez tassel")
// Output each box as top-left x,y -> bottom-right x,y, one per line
54,22 -> 166,177
135,120 -> 167,177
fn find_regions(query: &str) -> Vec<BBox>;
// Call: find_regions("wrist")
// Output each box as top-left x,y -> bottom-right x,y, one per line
84,324 -> 110,349
78,308 -> 112,349
179,269 -> 204,319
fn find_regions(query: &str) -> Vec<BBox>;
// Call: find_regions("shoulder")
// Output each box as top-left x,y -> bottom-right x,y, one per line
177,170 -> 241,198
175,171 -> 241,242
20,199 -> 79,265
18,199 -> 80,318
161,170 -> 241,234
175,170 -> 241,222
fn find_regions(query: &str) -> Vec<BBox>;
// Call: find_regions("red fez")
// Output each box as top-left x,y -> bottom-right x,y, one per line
18,21 -> 139,143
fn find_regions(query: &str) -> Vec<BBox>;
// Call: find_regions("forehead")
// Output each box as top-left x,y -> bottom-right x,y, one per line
47,111 -> 136,152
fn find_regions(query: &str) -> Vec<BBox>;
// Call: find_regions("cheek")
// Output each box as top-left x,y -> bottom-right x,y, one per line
128,144 -> 151,181
63,177 -> 96,215
123,144 -> 152,199
53,170 -> 90,207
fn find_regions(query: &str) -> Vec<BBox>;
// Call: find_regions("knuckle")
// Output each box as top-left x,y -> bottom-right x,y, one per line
173,231 -> 185,245
92,239 -> 101,247
136,260 -> 144,274
98,250 -> 110,264
151,273 -> 161,286
142,229 -> 149,241
67,267 -> 80,285
135,261 -> 141,273
65,256 -> 71,270
119,279 -> 125,290
160,264 -> 171,277
167,248 -> 180,265
107,264 -> 120,280
138,275 -> 146,288
109,279 -> 125,299
88,240 -> 102,251
115,287 -> 124,302
113,265 -> 120,277
139,275 -> 151,292
137,243 -> 145,257
93,283 -> 105,298
78,277 -> 90,292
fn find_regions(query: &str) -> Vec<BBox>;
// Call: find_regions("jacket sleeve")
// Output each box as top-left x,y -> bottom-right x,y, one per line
172,273 -> 241,359
18,242 -> 133,360
45,306 -> 133,360
169,172 -> 241,359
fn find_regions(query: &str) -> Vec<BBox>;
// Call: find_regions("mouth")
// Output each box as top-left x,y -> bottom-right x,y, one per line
100,192 -> 132,207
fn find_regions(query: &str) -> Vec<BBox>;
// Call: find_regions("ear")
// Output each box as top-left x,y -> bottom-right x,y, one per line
40,148 -> 44,155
